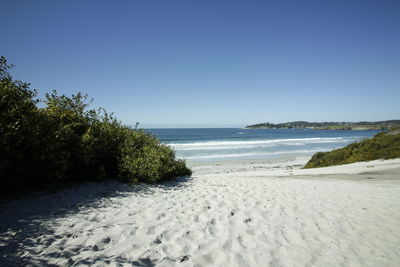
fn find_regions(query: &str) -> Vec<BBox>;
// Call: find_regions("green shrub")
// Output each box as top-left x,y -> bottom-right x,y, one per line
119,131 -> 191,183
0,57 -> 191,193
0,57 -> 43,189
304,131 -> 400,168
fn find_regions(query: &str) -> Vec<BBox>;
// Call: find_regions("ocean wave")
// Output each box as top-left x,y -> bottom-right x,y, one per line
174,144 -> 280,151
168,137 -> 346,151
184,149 -> 330,160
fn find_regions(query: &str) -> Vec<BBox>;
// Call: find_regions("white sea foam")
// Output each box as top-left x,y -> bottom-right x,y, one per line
184,149 -> 330,160
168,137 -> 346,151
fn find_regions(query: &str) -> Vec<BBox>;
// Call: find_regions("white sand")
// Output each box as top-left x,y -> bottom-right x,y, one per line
1,158 -> 400,266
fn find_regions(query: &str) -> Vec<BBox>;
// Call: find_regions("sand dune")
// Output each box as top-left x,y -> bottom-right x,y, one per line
1,159 -> 400,266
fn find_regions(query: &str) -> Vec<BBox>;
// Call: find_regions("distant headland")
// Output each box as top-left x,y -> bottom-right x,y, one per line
245,120 -> 400,130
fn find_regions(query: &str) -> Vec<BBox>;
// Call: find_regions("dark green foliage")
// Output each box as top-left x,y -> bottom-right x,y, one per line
0,57 -> 191,193
0,57 -> 42,189
304,131 -> 400,168
119,132 -> 192,183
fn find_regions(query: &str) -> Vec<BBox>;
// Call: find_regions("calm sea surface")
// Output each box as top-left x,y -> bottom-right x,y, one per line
146,128 -> 379,163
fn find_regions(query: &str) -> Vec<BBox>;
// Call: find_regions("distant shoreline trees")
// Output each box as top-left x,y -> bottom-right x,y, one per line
245,121 -> 400,130
0,57 -> 191,194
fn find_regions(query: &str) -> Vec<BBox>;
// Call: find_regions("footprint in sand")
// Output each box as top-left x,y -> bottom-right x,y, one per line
92,237 -> 112,251
180,255 -> 190,262
244,218 -> 252,224
142,248 -> 162,261
153,233 -> 163,244
157,212 -> 166,220
102,237 -> 111,244
132,257 -> 155,267
65,232 -> 79,239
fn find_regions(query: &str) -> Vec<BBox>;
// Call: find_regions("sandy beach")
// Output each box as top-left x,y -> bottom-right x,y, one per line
1,158 -> 400,267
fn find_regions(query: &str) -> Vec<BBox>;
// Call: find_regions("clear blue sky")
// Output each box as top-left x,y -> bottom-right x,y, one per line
2,0 -> 399,128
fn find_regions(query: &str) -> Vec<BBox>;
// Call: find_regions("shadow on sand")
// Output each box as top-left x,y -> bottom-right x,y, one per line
0,176 -> 192,266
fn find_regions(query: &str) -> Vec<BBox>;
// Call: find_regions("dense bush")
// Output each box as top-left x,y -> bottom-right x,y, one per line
304,130 -> 400,168
0,57 -> 191,193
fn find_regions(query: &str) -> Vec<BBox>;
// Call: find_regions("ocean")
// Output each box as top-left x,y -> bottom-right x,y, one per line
146,128 -> 379,163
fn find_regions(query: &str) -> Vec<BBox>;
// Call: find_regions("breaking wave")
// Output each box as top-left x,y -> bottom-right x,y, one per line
168,137 -> 346,151
184,149 -> 331,160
